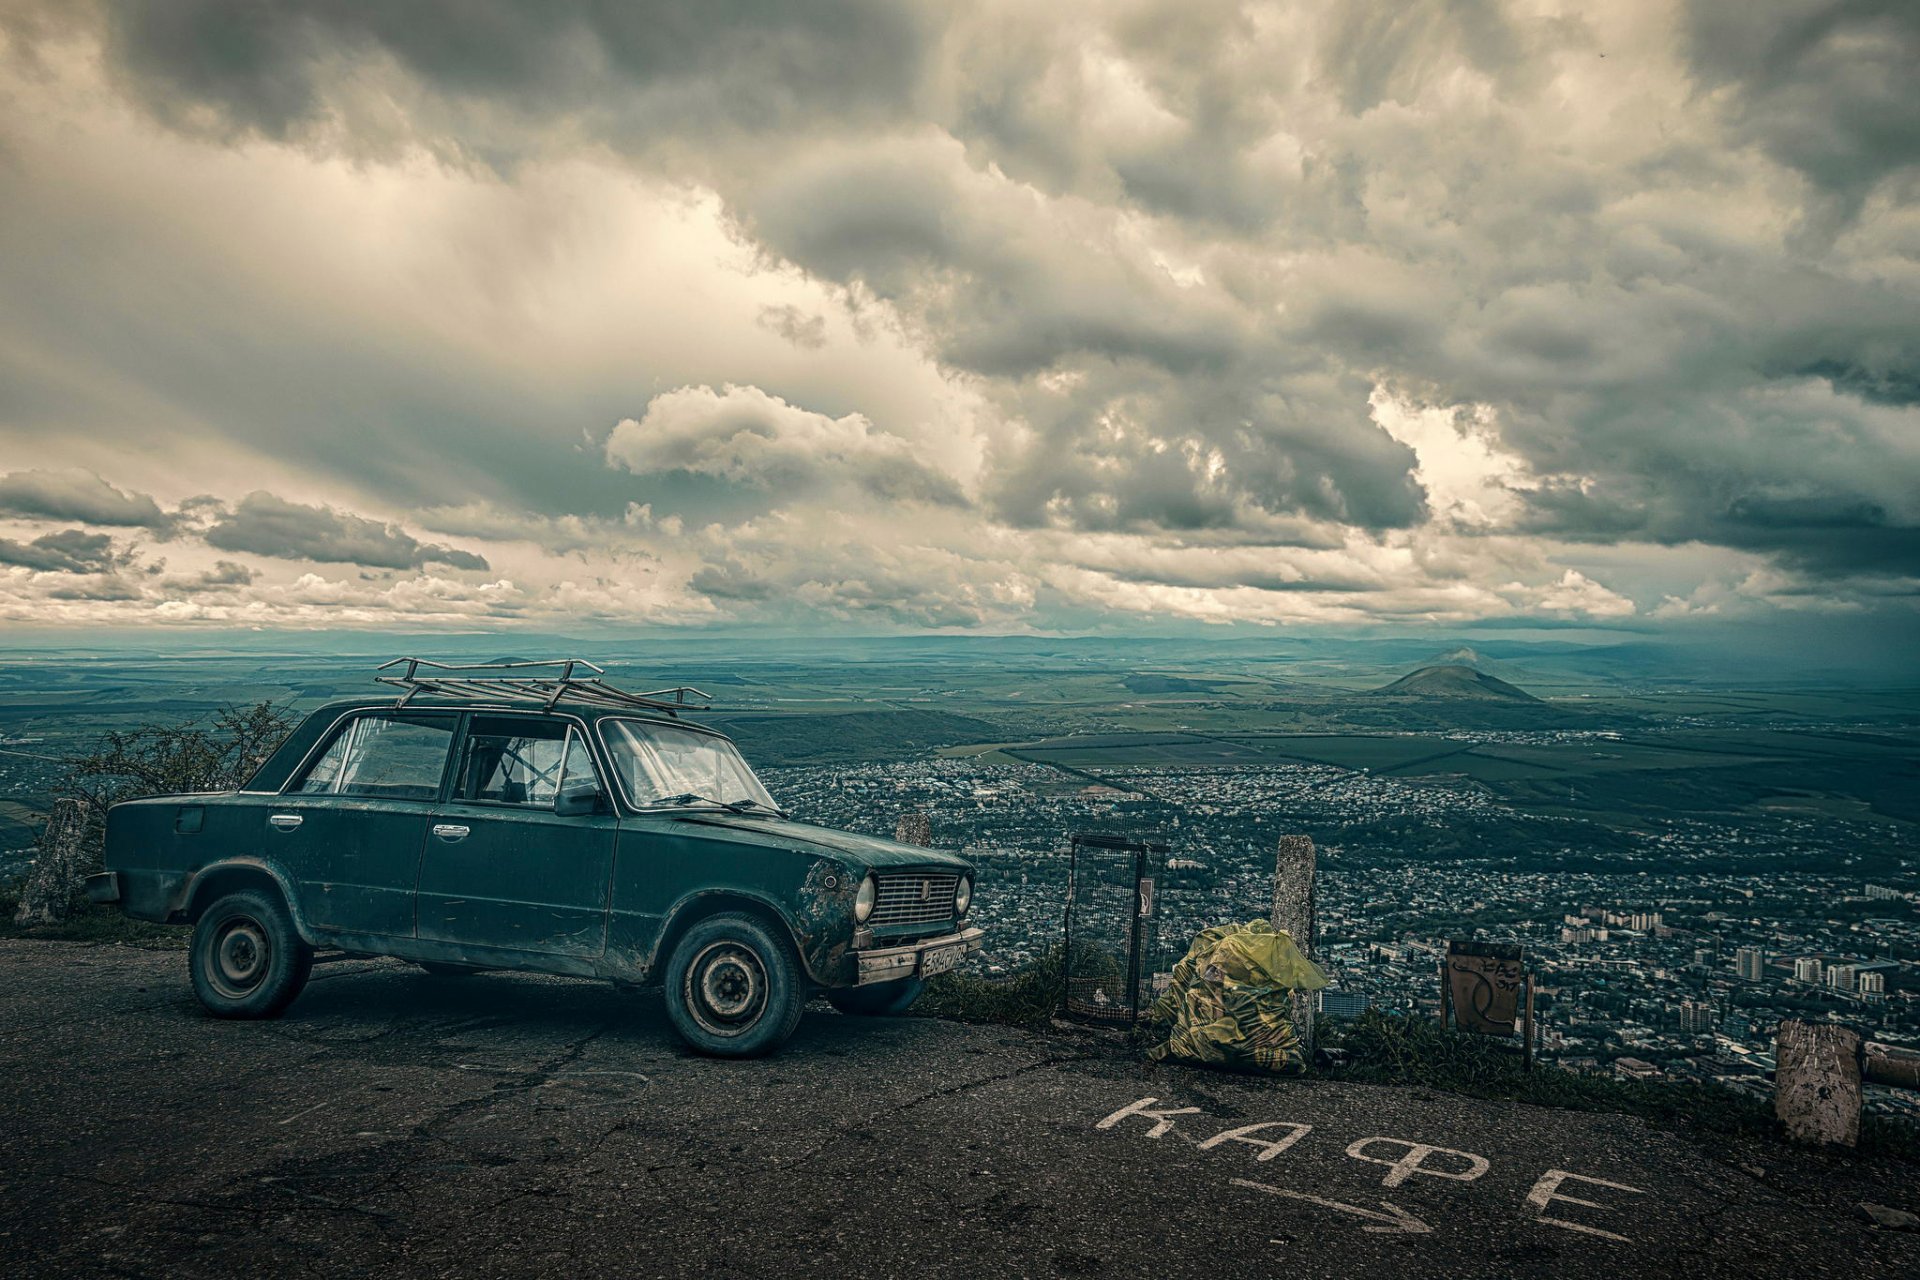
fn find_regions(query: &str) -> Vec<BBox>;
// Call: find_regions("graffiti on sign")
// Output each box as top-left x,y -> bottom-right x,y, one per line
1444,940 -> 1527,1037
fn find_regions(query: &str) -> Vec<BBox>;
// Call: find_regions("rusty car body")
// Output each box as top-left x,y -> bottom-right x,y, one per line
88,659 -> 981,1056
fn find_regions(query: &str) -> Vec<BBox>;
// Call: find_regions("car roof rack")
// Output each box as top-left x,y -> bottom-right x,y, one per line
374,658 -> 712,717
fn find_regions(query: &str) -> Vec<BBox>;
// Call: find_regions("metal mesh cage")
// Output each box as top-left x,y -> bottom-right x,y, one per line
1060,832 -> 1165,1026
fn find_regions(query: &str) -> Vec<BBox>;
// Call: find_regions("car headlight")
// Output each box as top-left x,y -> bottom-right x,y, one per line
854,874 -> 876,924
954,875 -> 973,918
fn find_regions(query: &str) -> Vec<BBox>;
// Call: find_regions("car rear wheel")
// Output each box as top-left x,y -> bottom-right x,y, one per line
827,977 -> 926,1017
189,889 -> 313,1019
663,912 -> 804,1058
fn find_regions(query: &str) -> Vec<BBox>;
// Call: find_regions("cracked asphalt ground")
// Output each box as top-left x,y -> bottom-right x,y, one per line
3,941 -> 1918,1280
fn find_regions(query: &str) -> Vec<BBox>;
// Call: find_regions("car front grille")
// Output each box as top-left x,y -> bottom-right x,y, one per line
870,871 -> 960,928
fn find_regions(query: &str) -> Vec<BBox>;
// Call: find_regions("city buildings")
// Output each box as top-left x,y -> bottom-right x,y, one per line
756,753 -> 1917,1104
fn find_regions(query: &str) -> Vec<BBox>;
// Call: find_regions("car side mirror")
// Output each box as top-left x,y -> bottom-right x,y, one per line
553,787 -> 604,817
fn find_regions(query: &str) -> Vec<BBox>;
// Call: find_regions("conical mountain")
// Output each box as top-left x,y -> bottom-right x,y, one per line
1371,664 -> 1541,702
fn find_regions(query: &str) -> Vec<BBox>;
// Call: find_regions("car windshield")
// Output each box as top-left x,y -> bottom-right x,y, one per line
600,719 -> 778,811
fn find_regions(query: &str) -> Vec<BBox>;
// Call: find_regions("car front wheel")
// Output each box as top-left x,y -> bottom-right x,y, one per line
189,889 -> 313,1019
663,913 -> 804,1058
827,977 -> 925,1017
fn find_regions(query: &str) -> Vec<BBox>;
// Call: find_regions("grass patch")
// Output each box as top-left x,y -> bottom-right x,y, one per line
916,946 -> 1066,1026
1325,1008 -> 1920,1163
914,954 -> 1920,1165
0,909 -> 189,948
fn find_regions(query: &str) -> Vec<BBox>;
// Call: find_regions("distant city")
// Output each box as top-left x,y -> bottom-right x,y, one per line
770,754 -> 1919,1121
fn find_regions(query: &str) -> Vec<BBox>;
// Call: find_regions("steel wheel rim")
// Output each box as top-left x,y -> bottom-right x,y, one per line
685,941 -> 768,1037
207,915 -> 271,999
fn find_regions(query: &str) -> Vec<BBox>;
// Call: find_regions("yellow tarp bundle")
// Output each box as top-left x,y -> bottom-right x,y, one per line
1146,919 -> 1329,1073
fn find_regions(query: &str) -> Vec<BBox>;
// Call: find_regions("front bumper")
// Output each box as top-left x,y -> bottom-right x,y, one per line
854,926 -> 984,986
84,871 -> 122,905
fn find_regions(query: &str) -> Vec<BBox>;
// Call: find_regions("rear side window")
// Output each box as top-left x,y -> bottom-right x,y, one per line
291,715 -> 455,800
456,716 -> 597,808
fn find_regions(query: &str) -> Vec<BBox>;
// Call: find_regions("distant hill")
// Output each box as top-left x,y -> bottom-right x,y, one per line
1371,664 -> 1542,702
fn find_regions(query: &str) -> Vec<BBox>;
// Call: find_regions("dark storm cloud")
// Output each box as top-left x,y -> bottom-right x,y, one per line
1515,473 -> 1920,576
1320,2 -> 1534,114
743,144 -> 1250,379
4,0 -> 1919,629
2,2 -> 1436,546
203,492 -> 489,570
98,0 -> 935,151
740,141 -> 1427,533
0,528 -> 134,573
1797,359 -> 1920,407
1684,0 -> 1920,208
945,0 -> 1298,233
0,469 -> 170,530
985,372 -> 1428,535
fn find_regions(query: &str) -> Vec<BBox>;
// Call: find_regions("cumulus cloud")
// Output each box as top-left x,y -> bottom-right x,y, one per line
605,384 -> 967,508
0,528 -> 134,573
203,492 -> 490,571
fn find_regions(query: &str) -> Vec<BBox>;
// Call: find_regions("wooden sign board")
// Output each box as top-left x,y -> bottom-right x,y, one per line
1442,940 -> 1530,1045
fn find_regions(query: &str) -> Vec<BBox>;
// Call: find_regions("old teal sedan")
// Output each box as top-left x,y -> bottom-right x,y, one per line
87,660 -> 982,1057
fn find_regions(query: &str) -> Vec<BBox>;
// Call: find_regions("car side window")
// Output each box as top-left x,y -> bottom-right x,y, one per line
291,715 -> 454,799
457,716 -> 598,808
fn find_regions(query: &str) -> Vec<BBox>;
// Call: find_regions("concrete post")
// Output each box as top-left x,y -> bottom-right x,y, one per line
1774,1020 -> 1863,1147
1271,834 -> 1317,1063
1866,1041 -> 1920,1090
894,811 -> 932,848
13,798 -> 89,926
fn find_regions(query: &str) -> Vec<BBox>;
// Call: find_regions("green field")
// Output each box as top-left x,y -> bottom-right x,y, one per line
939,725 -> 1920,829
2,642 -> 1915,836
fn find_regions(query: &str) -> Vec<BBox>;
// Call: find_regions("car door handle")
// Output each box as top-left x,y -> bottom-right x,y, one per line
432,824 -> 470,841
268,814 -> 303,831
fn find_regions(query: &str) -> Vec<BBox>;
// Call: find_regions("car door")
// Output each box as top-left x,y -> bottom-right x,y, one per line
269,710 -> 456,938
416,714 -> 617,958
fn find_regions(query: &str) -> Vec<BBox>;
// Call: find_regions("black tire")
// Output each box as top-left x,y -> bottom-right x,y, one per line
663,912 -> 804,1058
189,889 -> 313,1019
827,977 -> 925,1017
415,962 -> 481,977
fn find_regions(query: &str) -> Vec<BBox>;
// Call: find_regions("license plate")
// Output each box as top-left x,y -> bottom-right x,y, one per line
919,943 -> 965,978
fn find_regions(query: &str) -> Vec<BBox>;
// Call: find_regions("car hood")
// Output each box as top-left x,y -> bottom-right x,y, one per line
672,812 -> 970,870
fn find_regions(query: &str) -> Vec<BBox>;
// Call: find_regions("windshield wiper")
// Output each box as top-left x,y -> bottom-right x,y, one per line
726,798 -> 790,817
654,793 -> 786,816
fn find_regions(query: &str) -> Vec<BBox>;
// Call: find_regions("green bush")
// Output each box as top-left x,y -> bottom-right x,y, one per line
1,701 -> 291,944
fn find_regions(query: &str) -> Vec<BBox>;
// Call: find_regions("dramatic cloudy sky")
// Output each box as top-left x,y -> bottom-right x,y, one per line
1,2 -> 1916,640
